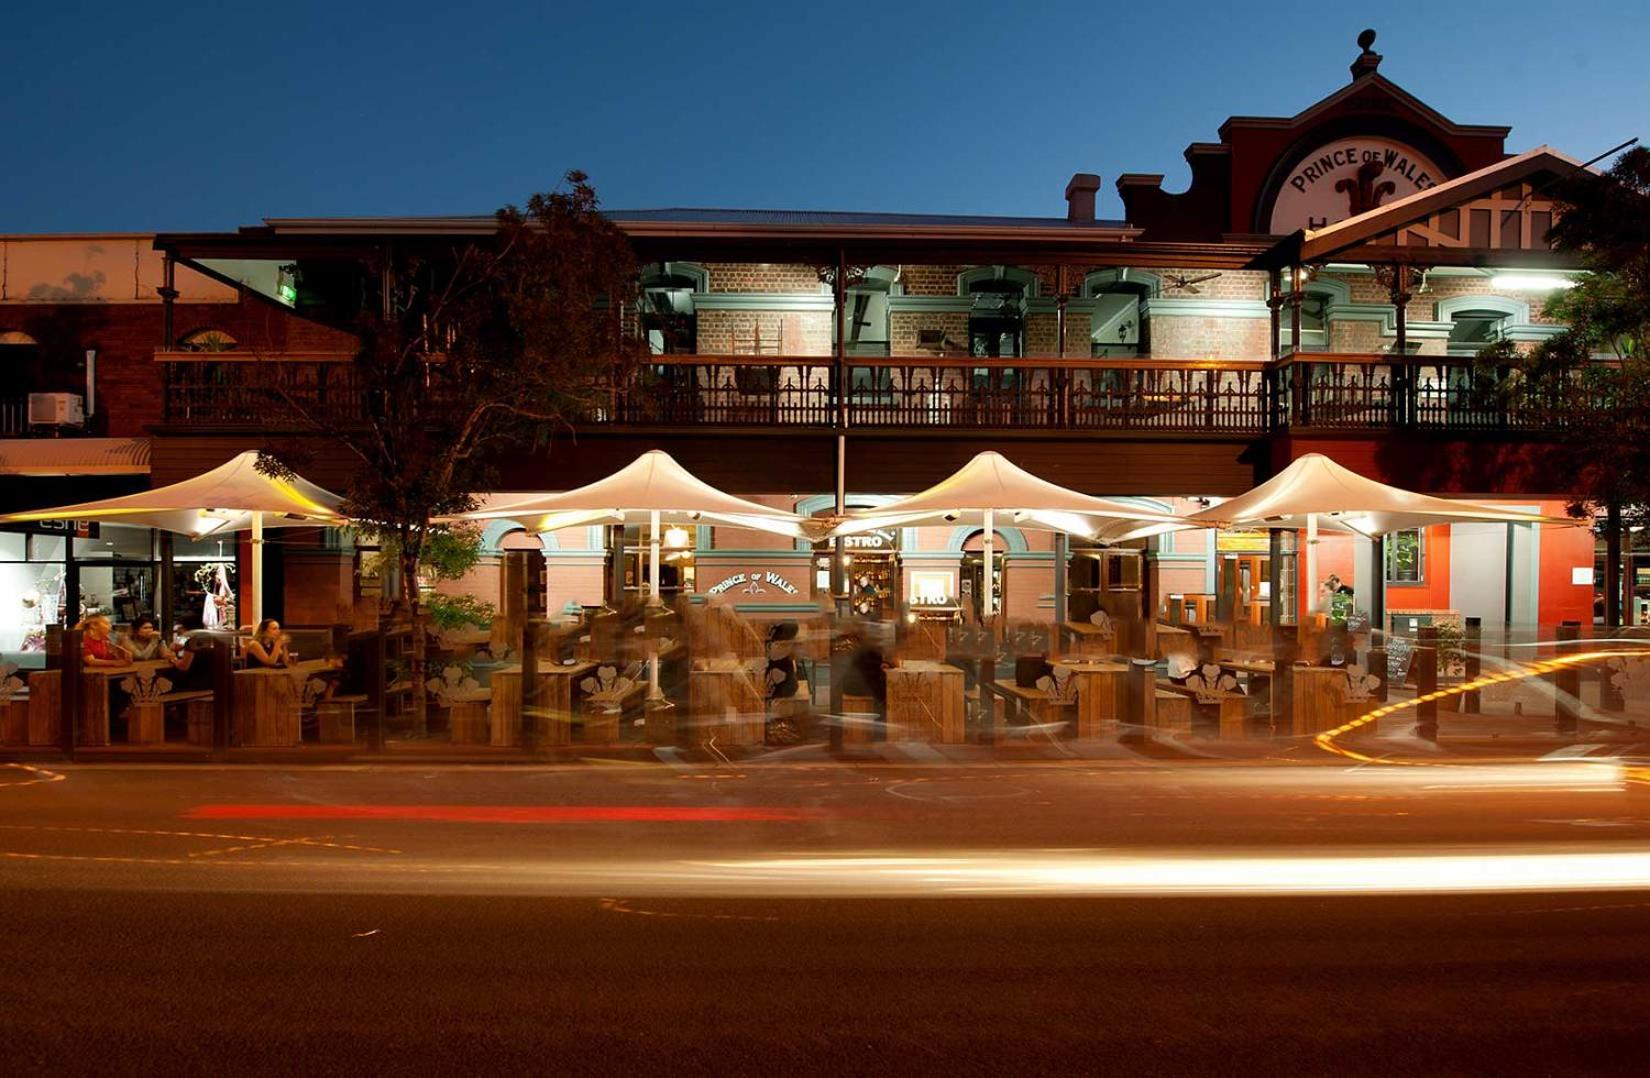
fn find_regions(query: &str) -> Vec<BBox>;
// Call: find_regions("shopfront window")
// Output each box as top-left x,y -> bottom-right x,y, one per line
0,532 -> 69,660
74,524 -> 157,626
1387,529 -> 1425,583
174,535 -> 239,631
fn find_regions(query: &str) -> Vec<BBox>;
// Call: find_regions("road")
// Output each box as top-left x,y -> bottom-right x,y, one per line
5,757 -> 1650,1073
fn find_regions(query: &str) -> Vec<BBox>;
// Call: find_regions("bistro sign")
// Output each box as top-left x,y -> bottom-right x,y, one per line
1268,137 -> 1445,233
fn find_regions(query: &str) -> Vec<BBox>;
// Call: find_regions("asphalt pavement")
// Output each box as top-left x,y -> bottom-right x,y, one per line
5,758 -> 1650,1074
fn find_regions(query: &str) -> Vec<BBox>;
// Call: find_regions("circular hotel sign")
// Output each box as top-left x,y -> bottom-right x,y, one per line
1267,138 -> 1444,234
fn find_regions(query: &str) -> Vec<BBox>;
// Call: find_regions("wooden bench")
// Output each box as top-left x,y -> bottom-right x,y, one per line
582,681 -> 647,745
27,670 -> 61,746
1148,688 -> 1194,736
1156,679 -> 1245,738
2,693 -> 30,745
317,694 -> 367,744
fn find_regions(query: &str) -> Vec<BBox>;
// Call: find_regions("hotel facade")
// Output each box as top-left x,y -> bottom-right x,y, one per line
0,36 -> 1620,654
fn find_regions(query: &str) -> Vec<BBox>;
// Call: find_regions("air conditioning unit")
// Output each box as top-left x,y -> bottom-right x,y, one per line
27,392 -> 85,427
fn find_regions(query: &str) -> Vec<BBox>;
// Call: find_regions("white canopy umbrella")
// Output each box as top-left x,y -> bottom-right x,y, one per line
448,448 -> 807,602
1167,453 -> 1578,615
446,449 -> 810,701
831,451 -> 1190,619
0,450 -> 344,625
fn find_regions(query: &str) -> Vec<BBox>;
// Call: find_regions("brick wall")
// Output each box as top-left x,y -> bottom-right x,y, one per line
1150,315 -> 1270,360
3,295 -> 358,438
697,310 -> 831,356
708,263 -> 825,294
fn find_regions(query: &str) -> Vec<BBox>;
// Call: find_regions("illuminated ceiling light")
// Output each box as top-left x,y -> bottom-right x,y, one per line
663,526 -> 691,548
1489,275 -> 1578,291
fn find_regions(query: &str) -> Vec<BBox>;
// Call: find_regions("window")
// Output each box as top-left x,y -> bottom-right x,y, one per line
1386,529 -> 1425,583
960,266 -> 1037,359
1446,309 -> 1510,356
837,266 -> 896,358
639,263 -> 705,355
1084,270 -> 1158,358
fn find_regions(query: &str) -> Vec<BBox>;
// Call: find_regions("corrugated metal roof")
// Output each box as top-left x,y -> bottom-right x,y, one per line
603,208 -> 1132,229
257,208 -> 1135,235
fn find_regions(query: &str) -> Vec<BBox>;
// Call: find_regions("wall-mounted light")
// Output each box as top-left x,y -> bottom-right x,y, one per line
1489,275 -> 1577,292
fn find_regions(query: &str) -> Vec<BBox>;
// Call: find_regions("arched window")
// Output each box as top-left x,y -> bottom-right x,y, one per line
638,262 -> 707,355
1446,308 -> 1512,355
1084,270 -> 1159,358
177,329 -> 238,352
1437,295 -> 1529,357
959,266 -> 1037,359
842,266 -> 899,403
840,265 -> 897,358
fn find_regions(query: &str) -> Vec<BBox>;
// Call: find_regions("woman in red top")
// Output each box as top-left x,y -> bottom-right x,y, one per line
80,615 -> 132,667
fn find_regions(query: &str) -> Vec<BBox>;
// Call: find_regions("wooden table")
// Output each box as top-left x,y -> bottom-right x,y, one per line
1291,665 -> 1366,737
688,662 -> 765,748
1057,660 -> 1128,740
886,661 -> 965,743
489,661 -> 597,747
56,661 -> 172,746
234,659 -> 333,747
1062,621 -> 1116,660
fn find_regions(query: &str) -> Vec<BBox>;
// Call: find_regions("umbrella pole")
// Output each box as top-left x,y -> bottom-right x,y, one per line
1305,513 -> 1318,617
983,508 -> 996,622
647,509 -> 663,702
250,510 -> 264,628
648,510 -> 662,607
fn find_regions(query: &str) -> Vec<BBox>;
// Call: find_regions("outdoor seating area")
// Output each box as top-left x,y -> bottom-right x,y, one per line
0,443 -> 1613,760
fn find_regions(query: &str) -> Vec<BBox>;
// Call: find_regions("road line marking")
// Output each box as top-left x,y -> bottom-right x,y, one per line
0,762 -> 66,789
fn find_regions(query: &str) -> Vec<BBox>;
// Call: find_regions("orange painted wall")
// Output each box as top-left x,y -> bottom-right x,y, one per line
1536,500 -> 1594,626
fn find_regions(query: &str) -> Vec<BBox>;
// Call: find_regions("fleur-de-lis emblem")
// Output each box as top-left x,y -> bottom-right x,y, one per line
1035,664 -> 1080,705
740,575 -> 767,596
119,668 -> 173,703
579,663 -> 641,709
426,665 -> 488,707
1342,664 -> 1382,703
301,678 -> 330,708
0,663 -> 25,703
1335,158 -> 1397,216
1182,663 -> 1241,704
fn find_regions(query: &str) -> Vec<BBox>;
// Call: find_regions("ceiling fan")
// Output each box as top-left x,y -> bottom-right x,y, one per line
1163,271 -> 1223,294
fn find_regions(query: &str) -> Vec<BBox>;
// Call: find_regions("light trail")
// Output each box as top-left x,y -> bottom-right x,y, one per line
673,847 -> 1650,896
1315,648 -> 1650,775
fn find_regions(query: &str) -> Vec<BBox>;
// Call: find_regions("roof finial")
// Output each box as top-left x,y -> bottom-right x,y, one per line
1351,28 -> 1382,80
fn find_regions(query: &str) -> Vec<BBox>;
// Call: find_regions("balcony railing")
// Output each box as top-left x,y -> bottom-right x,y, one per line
1273,352 -> 1576,432
598,357 -> 1270,433
151,350 -> 1588,436
158,352 -> 367,427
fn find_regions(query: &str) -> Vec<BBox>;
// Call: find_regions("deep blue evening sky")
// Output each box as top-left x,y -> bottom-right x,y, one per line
5,0 -> 1646,233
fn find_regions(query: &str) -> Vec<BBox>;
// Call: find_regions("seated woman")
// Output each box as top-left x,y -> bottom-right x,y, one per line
79,615 -> 132,668
243,618 -> 291,668
120,614 -> 195,672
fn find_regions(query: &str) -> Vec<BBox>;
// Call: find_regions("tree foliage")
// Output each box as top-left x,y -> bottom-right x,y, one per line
257,170 -> 642,600
1477,146 -> 1650,526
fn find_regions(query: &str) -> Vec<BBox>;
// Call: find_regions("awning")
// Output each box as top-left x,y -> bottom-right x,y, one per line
0,437 -> 151,477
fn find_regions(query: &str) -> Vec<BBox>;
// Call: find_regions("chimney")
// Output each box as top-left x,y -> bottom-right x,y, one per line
1065,173 -> 1102,222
